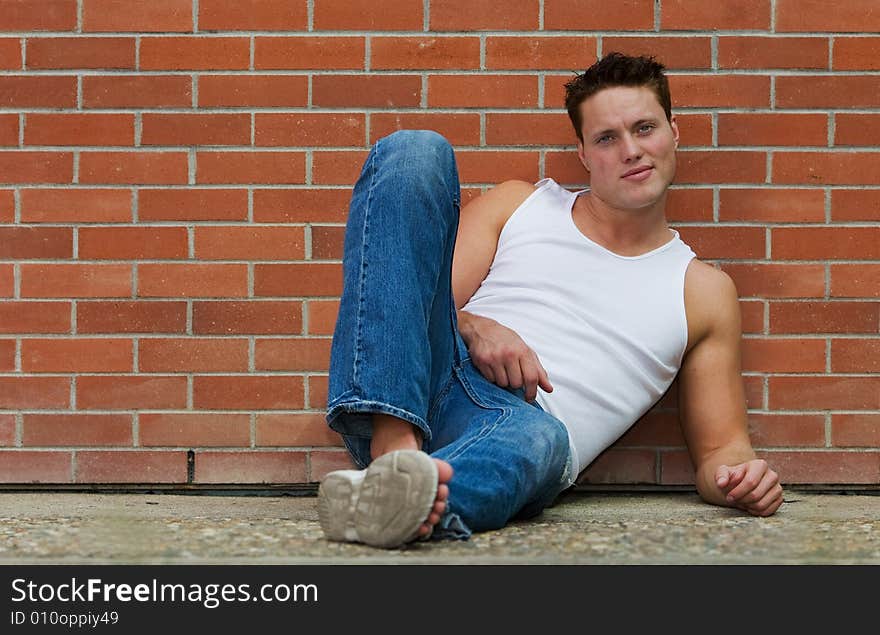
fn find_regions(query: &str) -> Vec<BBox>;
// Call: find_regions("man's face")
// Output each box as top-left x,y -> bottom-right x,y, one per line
576,85 -> 679,211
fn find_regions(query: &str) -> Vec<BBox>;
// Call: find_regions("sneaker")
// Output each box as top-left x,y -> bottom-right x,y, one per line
317,449 -> 439,549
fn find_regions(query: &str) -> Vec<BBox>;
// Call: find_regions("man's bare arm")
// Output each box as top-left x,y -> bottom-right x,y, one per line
678,261 -> 783,516
452,180 -> 552,400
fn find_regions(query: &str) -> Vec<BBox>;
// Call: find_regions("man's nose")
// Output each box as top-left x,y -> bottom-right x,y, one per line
620,133 -> 642,162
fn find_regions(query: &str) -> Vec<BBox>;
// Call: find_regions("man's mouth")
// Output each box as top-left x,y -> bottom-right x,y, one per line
621,166 -> 653,179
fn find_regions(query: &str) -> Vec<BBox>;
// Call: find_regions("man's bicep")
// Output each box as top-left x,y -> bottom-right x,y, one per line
451,180 -> 535,309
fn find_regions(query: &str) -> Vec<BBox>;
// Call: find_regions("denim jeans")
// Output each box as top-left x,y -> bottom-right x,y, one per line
326,129 -> 574,539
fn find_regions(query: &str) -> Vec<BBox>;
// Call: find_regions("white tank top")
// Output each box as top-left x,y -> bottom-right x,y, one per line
461,177 -> 696,478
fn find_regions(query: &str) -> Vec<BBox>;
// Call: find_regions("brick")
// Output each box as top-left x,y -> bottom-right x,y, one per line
747,414 -> 825,447
255,113 -> 365,147
83,76 -> 191,108
774,152 -> 880,186
83,0 -> 192,32
602,36 -> 711,69
373,37 -> 479,71
140,413 -> 251,447
255,188 -> 351,224
717,113 -> 826,147
25,114 -> 134,147
0,265 -> 11,297
578,449 -> 657,484
0,189 -> 12,222
486,113 -> 580,147
544,151 -> 590,185
835,114 -> 880,148
76,450 -> 187,483
255,338 -> 332,371
669,75 -> 770,108
658,450 -> 694,484
22,414 -> 132,446
307,375 -> 328,409
0,114 -> 17,146
141,114 -> 250,146
0,1 -> 76,31
776,0 -> 880,32
139,338 -> 248,372
832,414 -> 880,448
307,300 -> 339,336
0,38 -> 21,70
311,150 -> 369,185
199,0 -> 308,30
675,226 -> 765,260
193,300 -> 303,335
22,338 -> 132,372
545,0 -> 652,30
776,76 -> 880,108
256,413 -> 339,447
831,189 -> 880,226
831,339 -> 880,373
720,36 -> 828,69
674,113 -> 712,147
831,265 -> 880,298
194,450 -> 307,483
675,151 -> 766,184
140,36 -> 249,70
770,301 -> 878,334
26,37 -> 135,69
666,188 -> 713,222
486,36 -> 596,70
310,451 -> 356,480
138,264 -> 248,298
0,377 -> 69,409
77,376 -> 187,410
770,376 -> 880,411
370,114 -> 480,146
720,264 -> 825,299
256,36 -> 364,70
21,189 -> 131,223
314,0 -> 422,29
78,301 -> 186,334
772,227 -> 880,260
616,410 -> 686,448
739,299 -> 765,334
757,451 -> 880,484
719,188 -> 825,223
741,337 -> 826,373
457,150 -> 539,184
0,451 -> 72,483
834,37 -> 880,71
0,76 -> 76,108
0,414 -> 13,446
543,74 -> 576,110
0,227 -> 71,259
196,151 -> 306,185
139,189 -> 247,222
432,0 -> 539,30
0,301 -> 70,333
20,264 -> 131,298
428,75 -> 538,108
80,152 -> 188,185
198,75 -> 307,107
311,226 -> 344,260
193,376 -> 305,410
313,75 -> 421,108
254,263 -> 342,297
79,227 -> 187,260
661,0 -> 770,29
195,226 -> 305,261
0,339 -> 13,370
0,152 -> 72,184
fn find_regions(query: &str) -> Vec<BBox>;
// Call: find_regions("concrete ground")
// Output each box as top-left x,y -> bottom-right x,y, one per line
1,489 -> 878,565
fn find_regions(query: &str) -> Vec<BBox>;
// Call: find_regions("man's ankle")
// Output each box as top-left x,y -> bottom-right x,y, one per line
371,414 -> 422,460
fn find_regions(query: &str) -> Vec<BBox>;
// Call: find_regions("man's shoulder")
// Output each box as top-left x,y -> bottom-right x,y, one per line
462,179 -> 539,229
683,259 -> 741,352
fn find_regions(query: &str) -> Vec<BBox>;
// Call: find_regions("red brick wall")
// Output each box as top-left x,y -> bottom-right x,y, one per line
1,0 -> 878,487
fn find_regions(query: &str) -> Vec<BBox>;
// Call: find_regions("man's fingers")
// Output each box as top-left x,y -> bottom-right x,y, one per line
745,484 -> 784,516
491,363 -> 509,387
520,360 -> 540,402
726,460 -> 767,502
737,470 -> 779,505
715,465 -> 731,488
537,362 -> 553,393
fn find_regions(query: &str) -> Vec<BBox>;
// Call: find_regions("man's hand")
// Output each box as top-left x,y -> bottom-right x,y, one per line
458,311 -> 552,402
715,459 -> 783,517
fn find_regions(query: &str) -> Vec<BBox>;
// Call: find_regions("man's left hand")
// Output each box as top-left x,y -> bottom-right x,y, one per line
715,459 -> 783,517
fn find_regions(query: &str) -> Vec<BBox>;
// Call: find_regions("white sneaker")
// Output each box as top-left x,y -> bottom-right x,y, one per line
317,450 -> 439,549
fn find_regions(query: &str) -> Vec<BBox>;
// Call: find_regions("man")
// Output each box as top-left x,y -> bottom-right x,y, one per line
317,52 -> 783,549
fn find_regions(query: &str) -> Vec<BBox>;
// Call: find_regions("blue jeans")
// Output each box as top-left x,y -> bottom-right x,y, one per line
326,130 -> 573,539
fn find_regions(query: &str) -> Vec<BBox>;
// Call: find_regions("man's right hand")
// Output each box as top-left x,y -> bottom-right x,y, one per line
457,310 -> 553,402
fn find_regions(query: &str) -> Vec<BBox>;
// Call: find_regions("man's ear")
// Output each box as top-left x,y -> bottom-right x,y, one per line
670,115 -> 680,148
577,139 -> 589,172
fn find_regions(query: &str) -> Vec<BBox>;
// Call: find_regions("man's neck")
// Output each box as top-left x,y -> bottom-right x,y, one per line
573,192 -> 672,257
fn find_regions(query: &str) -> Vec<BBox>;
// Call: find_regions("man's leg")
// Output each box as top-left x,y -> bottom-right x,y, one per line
323,130 -> 464,545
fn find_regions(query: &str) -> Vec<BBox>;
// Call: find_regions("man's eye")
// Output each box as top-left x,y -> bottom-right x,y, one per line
596,135 -> 613,144
638,124 -> 655,134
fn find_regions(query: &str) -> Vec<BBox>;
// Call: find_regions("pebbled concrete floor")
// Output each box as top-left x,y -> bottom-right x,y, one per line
0,490 -> 878,565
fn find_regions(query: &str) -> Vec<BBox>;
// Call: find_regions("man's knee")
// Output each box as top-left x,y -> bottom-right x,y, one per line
378,129 -> 456,173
